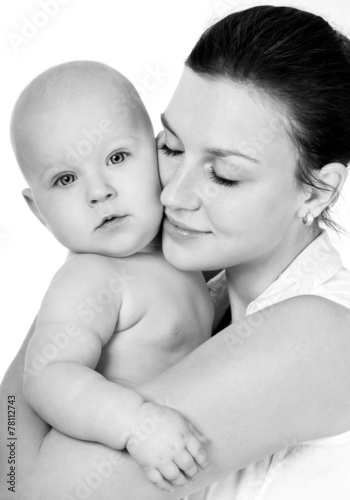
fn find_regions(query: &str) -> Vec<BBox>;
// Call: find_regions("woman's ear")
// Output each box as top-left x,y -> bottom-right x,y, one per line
296,162 -> 348,219
22,188 -> 47,227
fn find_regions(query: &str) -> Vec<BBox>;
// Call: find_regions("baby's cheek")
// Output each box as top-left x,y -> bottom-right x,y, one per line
52,216 -> 83,248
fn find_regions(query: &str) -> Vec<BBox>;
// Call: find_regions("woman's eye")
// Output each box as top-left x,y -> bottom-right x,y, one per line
208,167 -> 238,188
158,143 -> 183,157
55,174 -> 76,187
107,152 -> 127,165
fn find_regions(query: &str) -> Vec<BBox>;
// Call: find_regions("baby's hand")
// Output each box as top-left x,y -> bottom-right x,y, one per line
125,402 -> 210,493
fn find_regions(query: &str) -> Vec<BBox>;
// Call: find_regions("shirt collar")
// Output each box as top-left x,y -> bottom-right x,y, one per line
246,230 -> 344,315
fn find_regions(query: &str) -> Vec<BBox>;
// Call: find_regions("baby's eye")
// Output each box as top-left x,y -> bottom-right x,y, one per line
55,174 -> 76,187
107,152 -> 127,165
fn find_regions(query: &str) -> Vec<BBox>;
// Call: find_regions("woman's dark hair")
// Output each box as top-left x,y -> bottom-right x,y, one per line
186,5 -> 350,232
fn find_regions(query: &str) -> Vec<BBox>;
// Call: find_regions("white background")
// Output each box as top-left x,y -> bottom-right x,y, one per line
1,0 -> 350,382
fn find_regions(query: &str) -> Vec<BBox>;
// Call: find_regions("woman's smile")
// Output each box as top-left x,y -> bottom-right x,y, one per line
163,213 -> 211,240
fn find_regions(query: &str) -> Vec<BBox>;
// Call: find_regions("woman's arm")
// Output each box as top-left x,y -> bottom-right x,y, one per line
2,296 -> 350,499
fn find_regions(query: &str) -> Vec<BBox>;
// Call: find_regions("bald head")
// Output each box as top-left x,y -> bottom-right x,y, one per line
10,61 -> 153,180
12,60 -> 143,113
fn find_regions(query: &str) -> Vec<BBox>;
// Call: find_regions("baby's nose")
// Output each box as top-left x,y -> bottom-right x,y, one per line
87,177 -> 117,206
89,190 -> 115,205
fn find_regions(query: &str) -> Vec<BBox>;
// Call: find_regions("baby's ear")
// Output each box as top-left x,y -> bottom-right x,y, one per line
22,188 -> 46,227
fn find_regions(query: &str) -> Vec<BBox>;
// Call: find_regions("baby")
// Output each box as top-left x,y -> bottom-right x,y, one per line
10,61 -> 215,493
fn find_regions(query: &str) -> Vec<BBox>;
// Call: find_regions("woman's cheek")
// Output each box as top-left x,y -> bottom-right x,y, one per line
210,188 -> 255,230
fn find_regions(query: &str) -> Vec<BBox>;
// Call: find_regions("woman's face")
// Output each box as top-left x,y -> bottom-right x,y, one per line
158,68 -> 308,271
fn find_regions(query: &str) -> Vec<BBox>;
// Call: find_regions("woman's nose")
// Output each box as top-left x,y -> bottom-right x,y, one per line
86,175 -> 117,206
160,163 -> 201,211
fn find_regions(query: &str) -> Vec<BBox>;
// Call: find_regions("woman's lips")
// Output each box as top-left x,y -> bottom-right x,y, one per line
163,216 -> 210,240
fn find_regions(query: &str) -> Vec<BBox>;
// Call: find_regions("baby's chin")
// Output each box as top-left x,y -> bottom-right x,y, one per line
66,235 -> 159,259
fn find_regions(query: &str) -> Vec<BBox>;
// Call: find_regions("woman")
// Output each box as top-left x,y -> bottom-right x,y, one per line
2,5 -> 350,499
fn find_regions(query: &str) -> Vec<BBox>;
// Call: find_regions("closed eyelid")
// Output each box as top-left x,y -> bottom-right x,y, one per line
158,143 -> 183,157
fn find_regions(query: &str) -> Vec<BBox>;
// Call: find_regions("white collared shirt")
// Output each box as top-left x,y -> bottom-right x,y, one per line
191,230 -> 350,500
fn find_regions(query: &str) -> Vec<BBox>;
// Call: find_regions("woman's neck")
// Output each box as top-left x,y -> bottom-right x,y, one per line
225,227 -> 322,322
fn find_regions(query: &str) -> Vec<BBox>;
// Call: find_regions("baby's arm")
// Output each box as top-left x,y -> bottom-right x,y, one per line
23,253 -> 145,449
23,253 -> 209,492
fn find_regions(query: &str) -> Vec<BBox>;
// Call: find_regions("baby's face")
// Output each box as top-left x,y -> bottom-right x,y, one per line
19,91 -> 163,256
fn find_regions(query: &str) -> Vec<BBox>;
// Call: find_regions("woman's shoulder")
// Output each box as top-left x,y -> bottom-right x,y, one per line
272,294 -> 350,343
311,264 -> 350,310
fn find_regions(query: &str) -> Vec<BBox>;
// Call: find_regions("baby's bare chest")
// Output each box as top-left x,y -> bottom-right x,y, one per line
117,265 -> 213,348
96,256 -> 214,384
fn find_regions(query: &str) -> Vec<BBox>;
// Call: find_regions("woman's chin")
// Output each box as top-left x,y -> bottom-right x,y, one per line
164,252 -> 197,270
162,243 -> 198,270
161,242 -> 209,271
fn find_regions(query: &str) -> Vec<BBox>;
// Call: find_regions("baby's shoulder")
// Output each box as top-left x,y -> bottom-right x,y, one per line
65,251 -> 114,268
53,252 -> 117,288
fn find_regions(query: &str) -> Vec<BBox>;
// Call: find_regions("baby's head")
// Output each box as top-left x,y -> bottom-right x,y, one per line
11,61 -> 163,257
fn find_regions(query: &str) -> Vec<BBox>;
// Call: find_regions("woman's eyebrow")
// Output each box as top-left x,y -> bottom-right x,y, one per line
205,147 -> 260,164
161,113 -> 259,164
160,113 -> 179,139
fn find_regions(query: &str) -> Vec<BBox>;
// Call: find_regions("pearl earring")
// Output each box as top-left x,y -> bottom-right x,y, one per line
302,212 -> 314,226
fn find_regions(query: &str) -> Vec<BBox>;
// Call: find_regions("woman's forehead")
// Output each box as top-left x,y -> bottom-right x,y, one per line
164,68 -> 292,155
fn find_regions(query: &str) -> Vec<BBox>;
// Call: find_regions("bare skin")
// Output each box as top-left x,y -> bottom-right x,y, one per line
2,295 -> 350,499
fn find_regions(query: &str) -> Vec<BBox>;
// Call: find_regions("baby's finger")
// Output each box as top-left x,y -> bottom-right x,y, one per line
143,467 -> 174,493
174,449 -> 199,478
190,425 -> 208,444
185,433 -> 210,470
158,462 -> 190,487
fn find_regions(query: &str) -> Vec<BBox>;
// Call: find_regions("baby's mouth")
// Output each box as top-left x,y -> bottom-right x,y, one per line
96,215 -> 125,230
